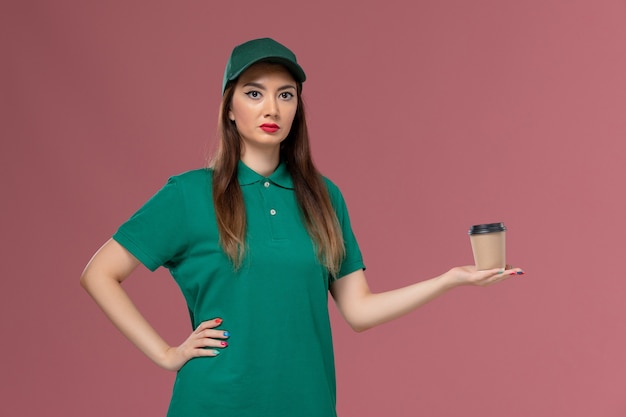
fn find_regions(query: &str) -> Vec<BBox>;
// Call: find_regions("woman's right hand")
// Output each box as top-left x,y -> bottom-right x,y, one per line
159,318 -> 229,371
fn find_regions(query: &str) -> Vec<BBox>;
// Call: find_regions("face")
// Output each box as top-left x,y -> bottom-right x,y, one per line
228,63 -> 298,154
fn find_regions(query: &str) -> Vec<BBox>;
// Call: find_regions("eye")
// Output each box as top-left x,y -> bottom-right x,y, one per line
245,90 -> 262,99
279,92 -> 294,100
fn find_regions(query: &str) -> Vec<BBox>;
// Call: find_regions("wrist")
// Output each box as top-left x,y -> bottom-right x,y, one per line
437,269 -> 465,291
153,346 -> 177,371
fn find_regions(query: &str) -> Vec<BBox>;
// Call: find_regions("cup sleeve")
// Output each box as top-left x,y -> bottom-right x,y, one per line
112,177 -> 188,271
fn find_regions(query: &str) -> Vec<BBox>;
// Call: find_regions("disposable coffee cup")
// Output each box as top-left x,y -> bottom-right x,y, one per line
468,222 -> 506,270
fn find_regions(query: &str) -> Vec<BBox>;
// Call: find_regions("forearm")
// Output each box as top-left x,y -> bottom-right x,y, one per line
332,266 -> 518,332
364,275 -> 455,330
81,273 -> 171,368
337,273 -> 456,332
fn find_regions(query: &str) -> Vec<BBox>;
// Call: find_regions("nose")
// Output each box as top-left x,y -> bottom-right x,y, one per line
264,96 -> 279,119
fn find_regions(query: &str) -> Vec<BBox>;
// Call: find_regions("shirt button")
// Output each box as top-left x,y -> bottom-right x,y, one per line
264,181 -> 270,188
270,209 -> 277,216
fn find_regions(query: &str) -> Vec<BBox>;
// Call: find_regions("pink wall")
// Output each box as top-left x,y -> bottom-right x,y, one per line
3,0 -> 626,415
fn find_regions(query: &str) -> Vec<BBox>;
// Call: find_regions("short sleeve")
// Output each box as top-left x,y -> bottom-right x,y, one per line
112,177 -> 188,271
324,178 -> 365,280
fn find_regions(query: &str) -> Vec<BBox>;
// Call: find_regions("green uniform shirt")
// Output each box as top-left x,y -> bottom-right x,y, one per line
113,161 -> 365,417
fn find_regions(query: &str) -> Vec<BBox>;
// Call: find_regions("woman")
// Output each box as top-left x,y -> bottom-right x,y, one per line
81,37 -> 523,417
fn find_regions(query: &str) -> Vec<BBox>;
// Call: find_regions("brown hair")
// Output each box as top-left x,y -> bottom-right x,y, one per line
210,81 -> 345,276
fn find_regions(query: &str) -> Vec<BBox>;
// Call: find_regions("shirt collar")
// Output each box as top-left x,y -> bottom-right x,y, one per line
237,160 -> 294,189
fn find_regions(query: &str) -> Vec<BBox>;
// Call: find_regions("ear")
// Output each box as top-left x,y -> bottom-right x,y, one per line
228,110 -> 235,122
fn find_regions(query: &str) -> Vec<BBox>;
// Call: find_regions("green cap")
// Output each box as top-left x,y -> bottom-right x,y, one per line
222,38 -> 306,94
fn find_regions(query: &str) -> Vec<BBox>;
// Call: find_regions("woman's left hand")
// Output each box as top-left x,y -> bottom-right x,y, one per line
442,264 -> 524,288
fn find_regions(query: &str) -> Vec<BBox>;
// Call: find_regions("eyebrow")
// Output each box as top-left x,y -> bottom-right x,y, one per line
242,82 -> 296,91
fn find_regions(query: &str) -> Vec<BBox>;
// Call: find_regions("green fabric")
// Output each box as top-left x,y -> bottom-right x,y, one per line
112,161 -> 364,417
222,37 -> 306,93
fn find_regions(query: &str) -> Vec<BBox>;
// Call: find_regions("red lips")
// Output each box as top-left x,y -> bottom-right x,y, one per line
260,123 -> 279,133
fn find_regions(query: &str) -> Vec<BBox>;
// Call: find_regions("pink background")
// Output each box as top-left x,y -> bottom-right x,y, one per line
2,0 -> 626,415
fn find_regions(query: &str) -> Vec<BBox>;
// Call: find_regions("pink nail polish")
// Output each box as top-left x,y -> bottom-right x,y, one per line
221,341 -> 228,347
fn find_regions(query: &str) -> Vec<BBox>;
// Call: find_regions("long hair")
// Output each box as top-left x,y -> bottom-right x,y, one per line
210,81 -> 345,276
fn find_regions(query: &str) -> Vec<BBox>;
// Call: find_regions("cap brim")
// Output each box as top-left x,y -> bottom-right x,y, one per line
226,56 -> 306,89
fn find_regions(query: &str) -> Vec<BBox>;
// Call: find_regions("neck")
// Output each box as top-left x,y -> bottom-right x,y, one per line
240,146 -> 281,177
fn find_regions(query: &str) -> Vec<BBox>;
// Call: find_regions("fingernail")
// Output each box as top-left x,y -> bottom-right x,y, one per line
212,349 -> 220,355
223,331 -> 230,337
220,341 -> 228,347
516,270 -> 525,275
498,269 -> 505,274
215,318 -> 222,324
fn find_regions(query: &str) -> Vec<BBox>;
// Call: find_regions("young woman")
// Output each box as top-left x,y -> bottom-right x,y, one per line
81,37 -> 523,417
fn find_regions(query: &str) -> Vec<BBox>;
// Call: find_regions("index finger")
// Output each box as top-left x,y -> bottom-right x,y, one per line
194,318 -> 223,333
